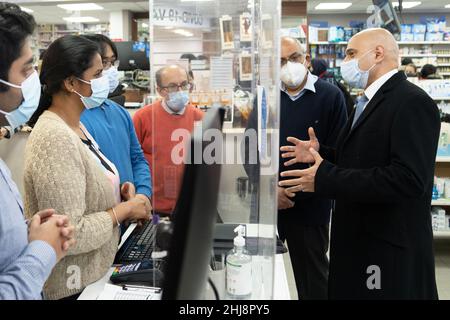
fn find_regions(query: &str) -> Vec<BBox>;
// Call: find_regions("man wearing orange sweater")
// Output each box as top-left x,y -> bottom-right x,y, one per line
133,65 -> 203,214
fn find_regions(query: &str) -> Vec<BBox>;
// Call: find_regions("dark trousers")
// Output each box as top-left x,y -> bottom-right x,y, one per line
278,214 -> 329,300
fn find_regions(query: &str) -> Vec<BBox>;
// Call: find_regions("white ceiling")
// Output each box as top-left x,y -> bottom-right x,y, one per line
14,0 -> 450,24
16,0 -> 251,24
307,0 -> 450,14
16,1 -> 149,24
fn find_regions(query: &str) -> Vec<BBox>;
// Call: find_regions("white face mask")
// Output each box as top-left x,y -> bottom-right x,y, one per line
340,49 -> 376,89
73,75 -> 109,110
103,66 -> 120,93
0,70 -> 41,130
280,61 -> 308,89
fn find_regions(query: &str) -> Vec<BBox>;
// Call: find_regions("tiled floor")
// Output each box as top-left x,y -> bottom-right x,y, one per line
283,238 -> 450,300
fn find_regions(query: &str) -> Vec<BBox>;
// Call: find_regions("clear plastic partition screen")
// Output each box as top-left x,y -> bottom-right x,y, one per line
148,0 -> 281,299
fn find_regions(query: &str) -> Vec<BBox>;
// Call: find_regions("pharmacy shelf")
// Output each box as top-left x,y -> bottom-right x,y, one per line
311,41 -> 450,46
400,54 -> 437,57
310,41 -> 348,45
440,72 -> 450,76
397,54 -> 450,58
432,199 -> 450,206
433,97 -> 450,101
433,230 -> 450,237
436,156 -> 450,162
54,29 -> 80,33
437,64 -> 450,67
398,41 -> 450,45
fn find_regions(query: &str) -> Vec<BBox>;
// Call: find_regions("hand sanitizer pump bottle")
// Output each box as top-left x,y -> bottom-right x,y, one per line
226,225 -> 252,299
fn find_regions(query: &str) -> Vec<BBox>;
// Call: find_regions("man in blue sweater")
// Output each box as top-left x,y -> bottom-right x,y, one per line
80,35 -> 152,220
0,2 -> 75,299
275,37 -> 348,299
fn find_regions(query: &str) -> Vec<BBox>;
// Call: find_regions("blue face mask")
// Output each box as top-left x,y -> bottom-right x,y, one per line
74,75 -> 109,109
166,90 -> 189,113
340,50 -> 376,89
0,70 -> 41,130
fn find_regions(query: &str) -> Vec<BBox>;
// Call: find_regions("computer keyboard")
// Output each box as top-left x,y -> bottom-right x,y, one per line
114,221 -> 157,265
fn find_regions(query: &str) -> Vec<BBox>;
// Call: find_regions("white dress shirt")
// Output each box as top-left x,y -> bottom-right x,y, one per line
363,69 -> 398,110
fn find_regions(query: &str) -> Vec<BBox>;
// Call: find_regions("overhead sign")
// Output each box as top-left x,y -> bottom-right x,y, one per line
152,6 -> 210,29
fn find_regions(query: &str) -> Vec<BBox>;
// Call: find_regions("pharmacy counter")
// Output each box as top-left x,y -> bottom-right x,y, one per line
78,223 -> 291,300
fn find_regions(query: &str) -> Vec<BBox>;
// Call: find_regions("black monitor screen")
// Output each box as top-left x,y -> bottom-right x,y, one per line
115,41 -> 150,71
162,107 -> 225,300
372,0 -> 401,35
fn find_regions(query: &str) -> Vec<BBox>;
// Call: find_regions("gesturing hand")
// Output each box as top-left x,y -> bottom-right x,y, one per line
279,148 -> 323,195
280,127 -> 320,166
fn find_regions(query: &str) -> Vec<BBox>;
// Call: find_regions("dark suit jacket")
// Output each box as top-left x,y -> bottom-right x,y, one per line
316,72 -> 440,299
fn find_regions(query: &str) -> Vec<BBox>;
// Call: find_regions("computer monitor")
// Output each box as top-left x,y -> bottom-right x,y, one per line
372,0 -> 401,35
114,41 -> 150,71
162,107 -> 225,300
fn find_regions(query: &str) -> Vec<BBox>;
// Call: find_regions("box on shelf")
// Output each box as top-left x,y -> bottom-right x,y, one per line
413,33 -> 426,42
401,33 -> 414,42
401,24 -> 413,33
308,26 -> 319,42
431,207 -> 447,231
416,80 -> 450,98
445,32 -> 450,42
318,29 -> 328,42
427,22 -> 440,33
409,57 -> 437,67
437,122 -> 450,157
425,17 -> 447,33
343,28 -> 353,41
425,32 -> 444,42
435,177 -> 445,199
413,24 -> 427,34
328,26 -> 345,42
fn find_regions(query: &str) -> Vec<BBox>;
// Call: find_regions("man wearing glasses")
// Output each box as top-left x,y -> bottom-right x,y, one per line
270,37 -> 347,299
133,65 -> 203,216
80,34 -> 153,227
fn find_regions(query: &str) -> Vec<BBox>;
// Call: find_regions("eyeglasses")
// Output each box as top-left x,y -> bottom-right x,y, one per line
160,81 -> 192,93
103,59 -> 120,70
281,53 -> 304,66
